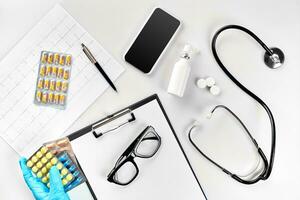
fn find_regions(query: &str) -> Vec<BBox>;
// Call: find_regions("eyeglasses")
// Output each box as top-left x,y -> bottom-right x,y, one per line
107,126 -> 161,186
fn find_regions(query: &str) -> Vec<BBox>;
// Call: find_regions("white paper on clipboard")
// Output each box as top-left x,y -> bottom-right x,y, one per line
70,97 -> 206,200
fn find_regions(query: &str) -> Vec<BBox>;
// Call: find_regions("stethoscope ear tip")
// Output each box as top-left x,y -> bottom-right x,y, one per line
264,47 -> 285,69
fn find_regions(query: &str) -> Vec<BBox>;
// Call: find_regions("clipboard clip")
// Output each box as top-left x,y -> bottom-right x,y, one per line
92,108 -> 136,138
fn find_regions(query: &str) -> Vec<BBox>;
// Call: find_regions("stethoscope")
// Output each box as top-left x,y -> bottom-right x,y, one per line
188,25 -> 285,184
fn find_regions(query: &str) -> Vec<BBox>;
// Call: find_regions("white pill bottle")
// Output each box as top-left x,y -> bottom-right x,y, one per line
167,44 -> 198,97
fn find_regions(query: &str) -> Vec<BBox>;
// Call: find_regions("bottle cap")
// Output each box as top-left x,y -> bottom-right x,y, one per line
182,44 -> 199,59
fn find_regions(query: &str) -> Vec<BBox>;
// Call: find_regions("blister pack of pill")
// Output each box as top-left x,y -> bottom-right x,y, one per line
26,146 -> 76,191
34,51 -> 72,109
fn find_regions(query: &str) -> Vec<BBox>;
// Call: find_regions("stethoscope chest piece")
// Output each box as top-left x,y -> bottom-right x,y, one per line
264,47 -> 285,69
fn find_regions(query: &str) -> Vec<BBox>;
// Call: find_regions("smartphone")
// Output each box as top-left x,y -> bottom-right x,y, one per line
124,8 -> 180,74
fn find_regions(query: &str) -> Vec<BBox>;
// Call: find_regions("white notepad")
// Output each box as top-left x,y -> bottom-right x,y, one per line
0,4 -> 124,155
71,98 -> 206,200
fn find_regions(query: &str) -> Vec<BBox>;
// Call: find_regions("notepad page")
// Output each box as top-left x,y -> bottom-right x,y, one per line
0,4 -> 124,156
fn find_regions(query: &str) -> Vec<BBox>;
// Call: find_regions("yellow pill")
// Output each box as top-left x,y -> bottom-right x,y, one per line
40,146 -> 48,154
37,78 -> 43,89
36,91 -> 42,102
44,79 -> 50,89
61,168 -> 68,176
51,157 -> 58,165
56,163 -> 63,170
42,177 -> 48,183
66,174 -> 73,181
47,53 -> 53,64
66,55 -> 72,66
46,162 -> 52,169
48,92 -> 54,103
62,178 -> 68,186
63,69 -> 70,80
49,80 -> 56,91
57,68 -> 64,78
59,94 -> 66,105
46,66 -> 52,76
41,157 -> 48,164
54,93 -> 60,104
39,65 -> 46,77
36,161 -> 43,169
26,160 -> 33,168
37,171 -> 43,178
52,66 -> 58,77
41,52 -> 48,63
61,81 -> 68,92
32,166 -> 38,173
59,55 -> 65,66
36,151 -> 43,158
54,54 -> 60,64
42,93 -> 48,103
47,183 -> 50,188
41,167 -> 48,174
55,81 -> 61,91
45,152 -> 53,159
31,156 -> 38,163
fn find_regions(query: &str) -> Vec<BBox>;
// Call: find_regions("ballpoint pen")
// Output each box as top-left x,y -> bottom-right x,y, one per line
81,43 -> 118,92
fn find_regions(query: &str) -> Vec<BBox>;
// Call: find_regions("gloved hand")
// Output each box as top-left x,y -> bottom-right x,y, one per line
19,157 -> 70,200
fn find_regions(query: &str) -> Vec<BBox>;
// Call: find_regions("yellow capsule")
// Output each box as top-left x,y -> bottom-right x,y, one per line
55,81 -> 61,91
54,54 -> 60,64
48,92 -> 54,103
41,52 -> 48,63
45,152 -> 53,159
41,167 -> 48,174
66,174 -> 73,181
46,66 -> 52,76
54,93 -> 60,104
37,78 -> 44,89
61,81 -> 68,92
47,183 -> 50,188
46,162 -> 52,170
56,163 -> 63,170
52,66 -> 57,77
62,178 -> 68,186
59,55 -> 65,66
57,68 -> 64,78
61,168 -> 68,176
63,69 -> 70,80
31,156 -> 38,163
39,65 -> 46,77
37,171 -> 43,178
36,151 -> 43,158
36,91 -> 42,102
44,79 -> 50,90
41,157 -> 48,164
49,80 -> 56,91
36,161 -> 43,169
42,176 -> 48,183
32,166 -> 38,173
59,94 -> 66,105
51,157 -> 58,165
41,146 -> 48,154
47,53 -> 53,64
26,160 -> 33,168
42,93 -> 48,103
66,55 -> 72,65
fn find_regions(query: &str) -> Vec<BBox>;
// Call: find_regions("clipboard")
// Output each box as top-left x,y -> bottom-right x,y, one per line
67,94 -> 207,200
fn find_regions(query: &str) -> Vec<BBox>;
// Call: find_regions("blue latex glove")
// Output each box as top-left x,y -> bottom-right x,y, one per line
19,157 -> 70,200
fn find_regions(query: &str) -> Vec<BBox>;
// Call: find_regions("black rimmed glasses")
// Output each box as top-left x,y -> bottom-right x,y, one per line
107,126 -> 161,185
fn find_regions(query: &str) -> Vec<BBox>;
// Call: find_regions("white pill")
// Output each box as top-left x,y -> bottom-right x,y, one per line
210,85 -> 221,96
196,78 -> 207,89
206,77 -> 216,87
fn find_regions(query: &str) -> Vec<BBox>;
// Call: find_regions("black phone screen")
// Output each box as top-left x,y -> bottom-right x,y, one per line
125,8 -> 180,73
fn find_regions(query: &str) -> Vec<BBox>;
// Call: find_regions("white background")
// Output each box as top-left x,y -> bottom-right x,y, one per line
0,0 -> 299,199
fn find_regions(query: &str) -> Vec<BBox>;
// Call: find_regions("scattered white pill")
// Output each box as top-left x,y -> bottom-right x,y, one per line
196,78 -> 207,89
206,77 -> 216,87
210,85 -> 221,96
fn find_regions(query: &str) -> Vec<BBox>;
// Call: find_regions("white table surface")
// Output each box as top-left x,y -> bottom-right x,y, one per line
0,0 -> 300,199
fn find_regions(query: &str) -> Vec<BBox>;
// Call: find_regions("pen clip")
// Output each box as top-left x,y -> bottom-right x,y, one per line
92,108 -> 136,138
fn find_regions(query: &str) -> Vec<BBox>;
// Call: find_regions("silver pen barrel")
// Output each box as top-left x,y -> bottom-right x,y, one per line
81,43 -> 97,64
